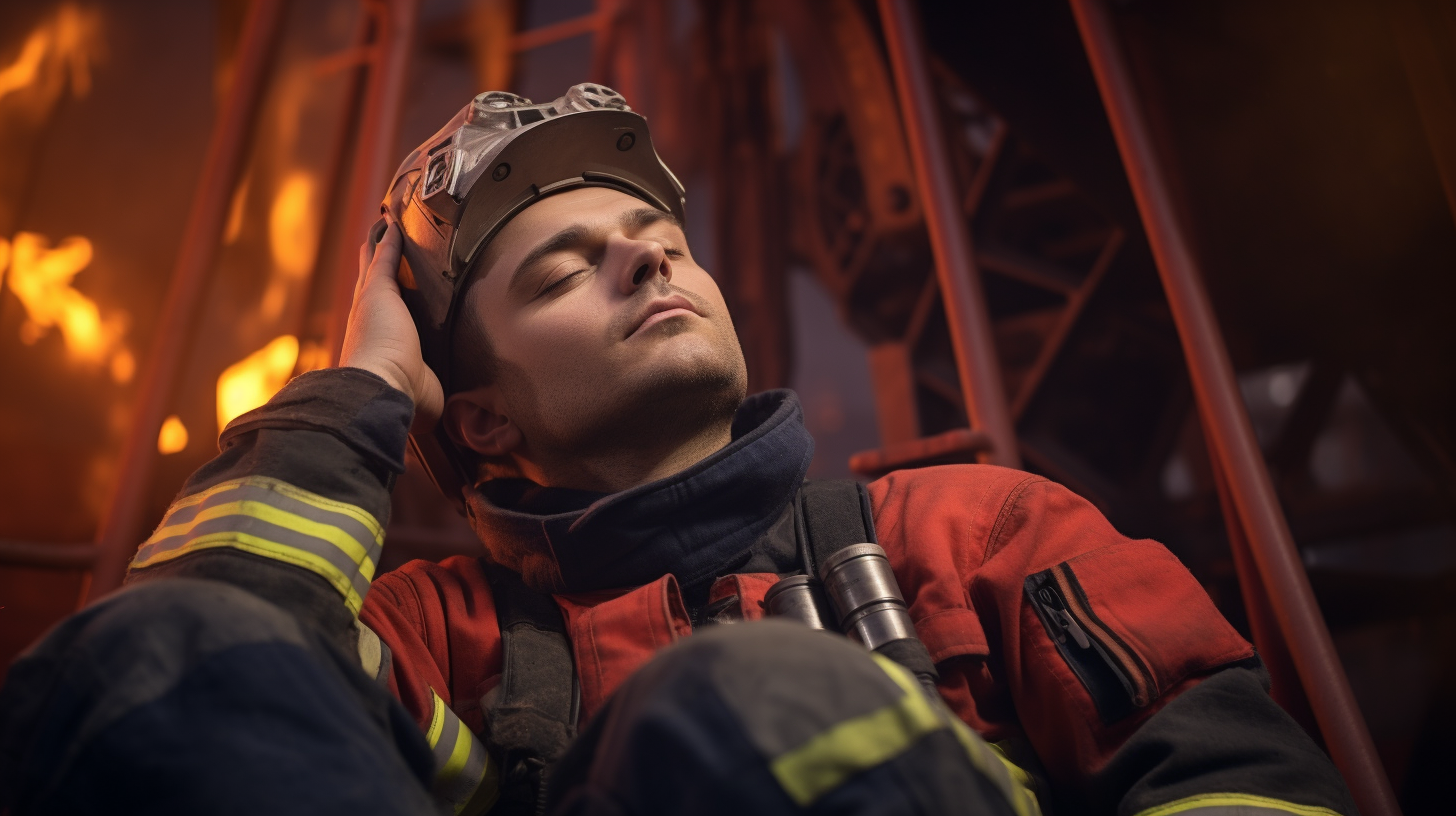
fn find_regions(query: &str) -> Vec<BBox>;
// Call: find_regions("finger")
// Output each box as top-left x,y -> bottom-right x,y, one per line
354,241 -> 371,303
361,218 -> 384,269
355,216 -> 390,301
366,220 -> 404,291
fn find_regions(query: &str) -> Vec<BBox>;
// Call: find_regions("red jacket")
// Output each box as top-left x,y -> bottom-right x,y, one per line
120,371 -> 1349,815
361,464 -> 1253,789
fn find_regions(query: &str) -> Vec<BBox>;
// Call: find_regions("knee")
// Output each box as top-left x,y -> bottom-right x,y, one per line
18,578 -> 307,681
0,579 -> 314,805
613,619 -> 914,729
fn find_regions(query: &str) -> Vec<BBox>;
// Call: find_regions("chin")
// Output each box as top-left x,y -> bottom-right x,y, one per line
577,340 -> 746,446
638,351 -> 746,416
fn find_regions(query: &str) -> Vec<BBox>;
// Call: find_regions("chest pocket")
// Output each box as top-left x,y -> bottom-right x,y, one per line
1024,540 -> 1253,723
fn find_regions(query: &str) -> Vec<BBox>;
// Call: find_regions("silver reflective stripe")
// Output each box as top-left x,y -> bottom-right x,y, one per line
129,476 -> 383,613
426,691 -> 497,815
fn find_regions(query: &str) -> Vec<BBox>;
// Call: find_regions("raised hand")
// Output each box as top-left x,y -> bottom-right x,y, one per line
339,217 -> 444,433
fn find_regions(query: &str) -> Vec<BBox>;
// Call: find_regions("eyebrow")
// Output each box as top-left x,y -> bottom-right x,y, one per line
508,206 -> 683,294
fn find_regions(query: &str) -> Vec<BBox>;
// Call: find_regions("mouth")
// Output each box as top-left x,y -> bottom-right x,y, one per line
627,294 -> 701,338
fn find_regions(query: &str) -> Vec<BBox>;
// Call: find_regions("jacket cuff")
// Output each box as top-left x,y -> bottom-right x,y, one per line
220,367 -> 414,477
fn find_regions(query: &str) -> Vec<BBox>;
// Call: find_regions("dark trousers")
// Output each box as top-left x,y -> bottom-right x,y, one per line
0,580 -> 1026,816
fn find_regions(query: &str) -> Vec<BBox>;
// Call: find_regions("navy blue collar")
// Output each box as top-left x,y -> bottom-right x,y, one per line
464,390 -> 815,594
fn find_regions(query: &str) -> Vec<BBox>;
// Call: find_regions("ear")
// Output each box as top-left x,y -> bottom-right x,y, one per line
443,387 -> 522,457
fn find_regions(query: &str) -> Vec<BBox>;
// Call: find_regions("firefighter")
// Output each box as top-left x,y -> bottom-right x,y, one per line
0,85 -> 1355,816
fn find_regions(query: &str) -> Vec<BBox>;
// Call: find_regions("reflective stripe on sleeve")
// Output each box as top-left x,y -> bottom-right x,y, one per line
1132,793 -> 1345,816
129,476 -> 383,614
769,653 -> 1041,816
426,691 -> 498,816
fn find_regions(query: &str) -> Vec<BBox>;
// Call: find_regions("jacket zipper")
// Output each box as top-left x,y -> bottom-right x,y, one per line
1050,564 -> 1154,708
1025,565 -> 1156,721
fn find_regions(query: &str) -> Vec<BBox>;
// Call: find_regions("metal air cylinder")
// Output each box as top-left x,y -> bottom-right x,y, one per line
818,543 -> 918,650
763,574 -> 835,630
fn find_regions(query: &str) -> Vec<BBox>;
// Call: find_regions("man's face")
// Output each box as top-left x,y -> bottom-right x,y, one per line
452,186 -> 747,468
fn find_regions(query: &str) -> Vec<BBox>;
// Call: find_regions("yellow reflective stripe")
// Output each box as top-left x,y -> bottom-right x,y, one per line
130,530 -> 367,613
945,719 -> 1040,816
990,742 -> 1040,815
770,655 -> 945,806
439,719 -> 474,781
131,476 -> 382,614
425,691 -> 498,816
874,655 -> 1041,816
149,499 -> 377,580
158,476 -> 383,541
1133,793 -> 1345,816
426,691 -> 449,749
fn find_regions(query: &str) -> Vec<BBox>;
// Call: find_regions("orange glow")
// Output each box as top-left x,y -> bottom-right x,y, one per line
0,4 -> 99,106
223,174 -> 251,246
109,346 -> 135,383
4,232 -> 127,366
0,28 -> 50,103
157,415 -> 189,454
0,7 -> 119,377
269,171 -> 318,279
216,335 -> 299,431
49,4 -> 96,96
296,340 -> 332,374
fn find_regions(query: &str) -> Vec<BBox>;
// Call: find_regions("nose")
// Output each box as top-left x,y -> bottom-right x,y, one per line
614,235 -> 671,295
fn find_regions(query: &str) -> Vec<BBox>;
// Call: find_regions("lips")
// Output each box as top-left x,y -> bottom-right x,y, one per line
627,294 -> 701,338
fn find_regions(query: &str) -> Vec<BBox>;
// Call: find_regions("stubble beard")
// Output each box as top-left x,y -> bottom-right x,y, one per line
503,329 -> 748,480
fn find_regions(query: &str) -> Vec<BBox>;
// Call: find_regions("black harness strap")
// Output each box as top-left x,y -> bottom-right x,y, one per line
480,481 -> 937,815
795,480 -> 880,576
796,480 -> 941,690
481,565 -> 579,816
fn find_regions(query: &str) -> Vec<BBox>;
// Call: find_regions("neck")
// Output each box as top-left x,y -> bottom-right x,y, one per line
520,416 -> 735,494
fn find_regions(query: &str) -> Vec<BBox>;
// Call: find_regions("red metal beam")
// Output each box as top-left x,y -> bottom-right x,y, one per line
1388,0 -> 1456,230
86,0 -> 286,603
0,540 -> 98,570
511,12 -> 602,53
1067,2 -> 1400,814
876,0 -> 1020,468
849,428 -> 993,479
1209,455 -> 1320,740
326,0 -> 420,361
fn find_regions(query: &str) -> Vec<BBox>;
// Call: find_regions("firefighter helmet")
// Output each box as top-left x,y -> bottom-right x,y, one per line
379,83 -> 686,508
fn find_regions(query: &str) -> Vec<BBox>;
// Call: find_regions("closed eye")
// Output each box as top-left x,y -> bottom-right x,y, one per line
538,268 -> 589,297
536,246 -> 685,298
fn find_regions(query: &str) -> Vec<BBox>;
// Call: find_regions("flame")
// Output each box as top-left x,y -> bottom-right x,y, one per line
3,232 -> 128,367
269,171 -> 318,279
296,340 -> 332,374
157,415 -> 189,454
109,346 -> 134,383
216,335 -> 299,431
0,8 -> 119,376
0,28 -> 49,103
0,4 -> 99,106
259,171 -> 319,321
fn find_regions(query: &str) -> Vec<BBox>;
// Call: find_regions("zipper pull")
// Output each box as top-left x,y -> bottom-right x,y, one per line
1036,587 -> 1091,649
1055,609 -> 1092,649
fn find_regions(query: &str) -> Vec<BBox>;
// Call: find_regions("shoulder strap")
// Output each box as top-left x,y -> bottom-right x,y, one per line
795,480 -> 941,692
482,564 -> 579,816
795,479 -> 878,579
